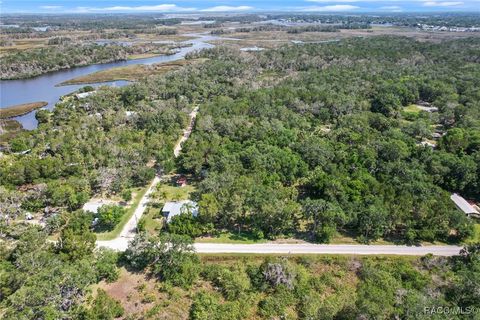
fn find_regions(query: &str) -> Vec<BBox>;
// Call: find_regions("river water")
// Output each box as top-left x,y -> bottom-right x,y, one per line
0,33 -> 220,129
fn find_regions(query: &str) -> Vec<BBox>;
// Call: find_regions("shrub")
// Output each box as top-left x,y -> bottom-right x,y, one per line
168,213 -> 204,237
121,189 -> 132,202
95,248 -> 119,282
258,287 -> 296,318
79,289 -> 124,320
190,291 -> 246,320
202,264 -> 251,300
96,205 -> 125,230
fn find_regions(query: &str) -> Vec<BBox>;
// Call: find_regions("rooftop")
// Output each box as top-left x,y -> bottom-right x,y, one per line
450,193 -> 479,215
162,200 -> 198,223
82,199 -> 117,214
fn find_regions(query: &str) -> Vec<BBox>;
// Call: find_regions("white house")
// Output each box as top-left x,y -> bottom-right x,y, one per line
162,200 -> 198,223
75,91 -> 96,99
82,199 -> 116,214
450,193 -> 479,216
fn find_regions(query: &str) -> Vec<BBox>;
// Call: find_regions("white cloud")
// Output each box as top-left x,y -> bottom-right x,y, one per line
423,1 -> 464,6
299,5 -> 360,11
73,4 -> 196,13
40,5 -> 63,9
379,5 -> 403,11
200,6 -> 253,12
307,0 -> 362,3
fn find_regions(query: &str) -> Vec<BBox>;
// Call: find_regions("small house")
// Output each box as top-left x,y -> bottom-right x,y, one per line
162,200 -> 198,223
450,193 -> 480,217
75,91 -> 96,100
82,199 -> 116,214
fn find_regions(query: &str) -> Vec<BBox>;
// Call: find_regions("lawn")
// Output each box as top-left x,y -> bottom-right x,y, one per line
403,104 -> 422,114
95,185 -> 149,241
466,223 -> 480,244
152,183 -> 196,202
196,231 -> 268,244
329,233 -> 394,245
142,207 -> 164,235
400,104 -> 423,120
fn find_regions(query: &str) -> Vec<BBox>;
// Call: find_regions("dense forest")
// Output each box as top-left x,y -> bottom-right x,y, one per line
0,85 -> 188,215
0,42 -> 181,79
178,36 -> 480,243
2,36 -> 480,242
1,33 -> 480,318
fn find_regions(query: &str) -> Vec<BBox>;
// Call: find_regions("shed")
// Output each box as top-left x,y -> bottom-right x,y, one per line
162,200 -> 198,223
176,176 -> 187,187
450,193 -> 479,216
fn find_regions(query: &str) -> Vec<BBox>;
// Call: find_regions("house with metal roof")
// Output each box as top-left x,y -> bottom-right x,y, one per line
450,193 -> 479,216
162,200 -> 198,223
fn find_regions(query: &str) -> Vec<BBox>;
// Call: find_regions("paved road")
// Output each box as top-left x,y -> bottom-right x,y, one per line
97,107 -> 199,250
194,243 -> 462,256
97,240 -> 462,256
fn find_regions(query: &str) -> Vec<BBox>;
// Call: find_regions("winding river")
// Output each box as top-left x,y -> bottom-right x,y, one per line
0,33 -> 222,129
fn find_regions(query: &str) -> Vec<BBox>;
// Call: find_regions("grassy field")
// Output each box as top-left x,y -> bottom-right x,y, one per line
0,38 -> 47,52
196,231 -> 269,244
194,229 -> 456,246
210,25 -> 480,50
95,185 -> 149,241
142,207 -> 164,235
127,53 -> 163,60
466,223 -> 480,244
0,101 -> 47,119
59,59 -> 200,85
403,104 -> 422,114
152,182 -> 196,202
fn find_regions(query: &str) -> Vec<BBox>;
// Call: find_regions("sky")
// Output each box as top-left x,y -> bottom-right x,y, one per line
1,0 -> 479,14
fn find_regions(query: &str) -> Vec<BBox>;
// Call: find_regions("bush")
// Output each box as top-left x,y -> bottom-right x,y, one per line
95,248 -> 119,283
96,205 -> 126,230
168,213 -> 204,238
258,287 -> 296,318
133,167 -> 155,187
78,289 -> 124,320
202,264 -> 251,300
125,232 -> 200,288
137,217 -> 146,232
121,189 -> 132,202
190,291 -> 245,320
261,258 -> 296,290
